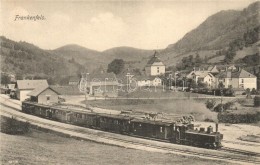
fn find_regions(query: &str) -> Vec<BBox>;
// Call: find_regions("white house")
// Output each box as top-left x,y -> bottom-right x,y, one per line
145,51 -> 165,76
215,68 -> 257,89
16,80 -> 48,101
186,70 -> 216,88
136,76 -> 162,87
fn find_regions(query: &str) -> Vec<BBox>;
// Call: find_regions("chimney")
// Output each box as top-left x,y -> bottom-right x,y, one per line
193,67 -> 195,71
216,123 -> 218,132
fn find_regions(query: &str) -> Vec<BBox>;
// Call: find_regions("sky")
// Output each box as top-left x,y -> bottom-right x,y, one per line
1,0 -> 257,51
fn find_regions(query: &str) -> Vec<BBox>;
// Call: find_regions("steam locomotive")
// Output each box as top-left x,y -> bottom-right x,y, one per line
22,101 -> 223,149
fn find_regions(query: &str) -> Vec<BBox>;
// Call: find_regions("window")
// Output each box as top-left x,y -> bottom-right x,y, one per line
157,67 -> 160,73
241,79 -> 244,83
46,96 -> 50,101
160,127 -> 163,133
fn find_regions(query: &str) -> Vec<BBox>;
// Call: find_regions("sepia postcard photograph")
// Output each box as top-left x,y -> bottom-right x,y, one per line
0,0 -> 260,164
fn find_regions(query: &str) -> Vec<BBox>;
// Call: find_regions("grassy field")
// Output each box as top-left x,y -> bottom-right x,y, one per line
1,130 -> 231,165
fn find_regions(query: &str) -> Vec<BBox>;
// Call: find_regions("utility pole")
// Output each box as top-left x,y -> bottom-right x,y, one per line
174,72 -> 177,91
221,88 -> 223,112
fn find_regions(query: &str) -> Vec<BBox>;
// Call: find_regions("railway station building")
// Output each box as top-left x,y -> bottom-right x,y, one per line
27,86 -> 60,105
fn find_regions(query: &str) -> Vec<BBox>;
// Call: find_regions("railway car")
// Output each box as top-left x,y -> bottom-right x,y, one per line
130,118 -> 174,140
98,114 -> 132,133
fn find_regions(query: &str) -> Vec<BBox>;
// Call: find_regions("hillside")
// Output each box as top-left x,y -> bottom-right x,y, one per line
102,46 -> 153,61
0,36 -> 85,83
166,1 -> 260,53
53,45 -> 155,72
52,44 -> 101,65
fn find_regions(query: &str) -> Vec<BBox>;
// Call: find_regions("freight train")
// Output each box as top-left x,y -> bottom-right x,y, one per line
22,101 -> 223,149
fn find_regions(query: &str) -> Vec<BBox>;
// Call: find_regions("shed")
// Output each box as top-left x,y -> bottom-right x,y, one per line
16,80 -> 48,101
27,86 -> 60,105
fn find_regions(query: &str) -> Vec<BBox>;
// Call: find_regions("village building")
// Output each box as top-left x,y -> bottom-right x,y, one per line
68,76 -> 80,86
215,68 -> 257,90
186,70 -> 216,88
136,75 -> 162,87
86,71 -> 118,97
16,80 -> 48,101
145,51 -> 165,76
27,86 -> 60,105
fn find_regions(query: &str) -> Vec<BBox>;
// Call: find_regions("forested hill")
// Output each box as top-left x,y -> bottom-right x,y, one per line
166,1 -> 260,53
0,36 -> 85,84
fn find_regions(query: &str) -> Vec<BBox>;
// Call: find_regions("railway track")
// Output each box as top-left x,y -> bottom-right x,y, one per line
223,140 -> 260,147
221,147 -> 260,157
1,103 -> 260,164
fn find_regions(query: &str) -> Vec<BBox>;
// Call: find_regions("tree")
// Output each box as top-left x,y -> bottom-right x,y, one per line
107,59 -> 125,75
198,80 -> 207,88
218,82 -> 224,89
195,53 -> 202,65
251,88 -> 257,95
246,88 -> 252,99
226,85 -> 234,96
205,99 -> 216,110
0,73 -> 11,85
189,79 -> 197,88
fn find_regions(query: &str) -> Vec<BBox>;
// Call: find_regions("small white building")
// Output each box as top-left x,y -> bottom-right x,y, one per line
27,86 -> 59,105
16,80 -> 48,101
136,76 -> 162,87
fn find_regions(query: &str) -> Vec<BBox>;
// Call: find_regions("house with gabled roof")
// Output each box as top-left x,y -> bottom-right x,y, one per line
16,80 -> 48,101
186,70 -> 216,88
215,68 -> 257,89
85,71 -> 118,97
145,51 -> 165,76
27,86 -> 60,105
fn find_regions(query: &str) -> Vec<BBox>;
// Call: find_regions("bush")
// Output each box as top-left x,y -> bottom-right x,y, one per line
205,99 -> 216,110
0,116 -> 30,135
204,118 -> 214,122
218,112 -> 259,123
223,101 -> 234,110
251,88 -> 257,95
213,104 -> 224,112
213,101 -> 234,112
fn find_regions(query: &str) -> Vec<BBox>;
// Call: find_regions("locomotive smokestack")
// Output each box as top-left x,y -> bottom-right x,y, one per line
216,123 -> 218,132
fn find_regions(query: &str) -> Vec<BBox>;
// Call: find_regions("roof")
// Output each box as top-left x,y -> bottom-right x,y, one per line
190,71 -> 211,78
69,76 -> 79,82
50,85 -> 82,95
88,72 -> 117,82
237,69 -> 256,78
27,86 -> 60,97
215,69 -> 256,78
146,51 -> 164,67
16,80 -> 48,90
98,113 -> 132,120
